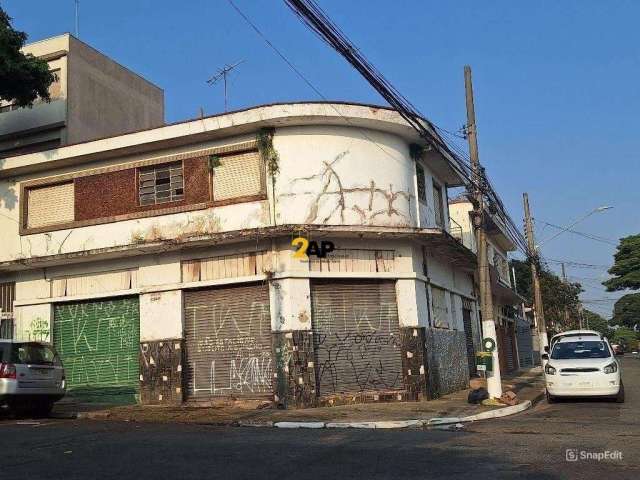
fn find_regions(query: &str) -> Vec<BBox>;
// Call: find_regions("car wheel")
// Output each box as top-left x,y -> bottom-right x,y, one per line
546,389 -> 555,404
615,383 -> 625,404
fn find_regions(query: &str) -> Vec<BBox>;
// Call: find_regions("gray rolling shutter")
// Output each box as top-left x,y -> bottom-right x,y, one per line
53,297 -> 140,404
184,283 -> 272,399
516,319 -> 533,368
505,326 -> 515,372
311,279 -> 403,395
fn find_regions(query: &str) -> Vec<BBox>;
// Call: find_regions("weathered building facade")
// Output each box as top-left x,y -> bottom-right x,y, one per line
0,102 -> 479,407
0,34 -> 164,158
449,197 -> 531,374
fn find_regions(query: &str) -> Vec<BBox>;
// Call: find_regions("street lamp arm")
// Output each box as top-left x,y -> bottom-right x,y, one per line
536,206 -> 612,249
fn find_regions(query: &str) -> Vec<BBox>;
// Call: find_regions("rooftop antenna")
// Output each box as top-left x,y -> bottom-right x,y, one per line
207,60 -> 244,112
74,0 -> 80,38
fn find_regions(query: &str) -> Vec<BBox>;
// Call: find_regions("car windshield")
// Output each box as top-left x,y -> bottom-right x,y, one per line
10,343 -> 61,366
551,340 -> 611,360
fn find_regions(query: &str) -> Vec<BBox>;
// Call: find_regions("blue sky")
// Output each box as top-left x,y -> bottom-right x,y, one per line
4,0 -> 638,317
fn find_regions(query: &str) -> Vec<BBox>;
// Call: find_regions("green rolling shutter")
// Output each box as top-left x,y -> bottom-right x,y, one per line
53,297 -> 140,404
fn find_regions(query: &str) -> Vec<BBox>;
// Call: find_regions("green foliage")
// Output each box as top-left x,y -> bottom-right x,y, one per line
603,234 -> 640,291
511,259 -> 583,333
582,309 -> 614,339
611,293 -> 640,329
207,154 -> 221,172
257,128 -> 279,177
612,326 -> 639,350
0,8 -> 55,106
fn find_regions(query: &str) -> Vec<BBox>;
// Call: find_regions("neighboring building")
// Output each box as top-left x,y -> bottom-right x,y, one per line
0,34 -> 164,158
0,102 -> 479,407
449,196 -> 530,374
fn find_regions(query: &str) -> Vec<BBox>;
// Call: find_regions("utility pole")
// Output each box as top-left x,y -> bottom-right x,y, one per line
561,262 -> 572,330
523,193 -> 549,362
464,65 -> 502,398
207,60 -> 244,112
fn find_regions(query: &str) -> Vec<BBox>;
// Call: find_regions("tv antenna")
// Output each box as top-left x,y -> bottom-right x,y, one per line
207,60 -> 244,112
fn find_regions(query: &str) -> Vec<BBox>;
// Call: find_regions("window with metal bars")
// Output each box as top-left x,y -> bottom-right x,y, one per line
138,162 -> 184,206
416,163 -> 426,202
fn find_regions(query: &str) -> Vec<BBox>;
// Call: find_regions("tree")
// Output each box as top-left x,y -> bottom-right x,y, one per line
611,293 -> 640,330
582,309 -> 614,338
511,259 -> 583,334
0,8 -> 55,106
612,326 -> 639,351
603,234 -> 640,291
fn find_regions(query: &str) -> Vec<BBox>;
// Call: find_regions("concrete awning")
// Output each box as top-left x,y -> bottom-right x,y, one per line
0,224 -> 476,273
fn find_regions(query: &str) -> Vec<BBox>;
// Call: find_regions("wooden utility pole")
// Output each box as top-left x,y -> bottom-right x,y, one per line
464,65 -> 502,398
523,193 -> 549,361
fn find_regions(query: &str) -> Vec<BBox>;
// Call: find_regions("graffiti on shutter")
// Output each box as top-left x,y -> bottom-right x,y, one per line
53,297 -> 140,404
184,283 -> 272,398
311,280 -> 403,395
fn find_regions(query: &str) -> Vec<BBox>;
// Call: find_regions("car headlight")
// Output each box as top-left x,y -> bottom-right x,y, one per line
603,362 -> 618,374
545,364 -> 556,375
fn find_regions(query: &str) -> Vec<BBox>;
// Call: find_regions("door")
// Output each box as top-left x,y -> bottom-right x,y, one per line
183,283 -> 272,399
310,279 -> 403,395
53,297 -> 140,404
462,306 -> 476,376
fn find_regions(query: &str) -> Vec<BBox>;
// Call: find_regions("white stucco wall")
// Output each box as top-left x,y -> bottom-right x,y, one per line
139,290 -> 182,341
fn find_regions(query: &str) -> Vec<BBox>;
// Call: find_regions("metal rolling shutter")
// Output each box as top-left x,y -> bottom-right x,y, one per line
505,325 -> 515,372
516,319 -> 534,368
462,306 -> 476,375
53,297 -> 140,404
184,283 -> 272,399
311,279 -> 403,395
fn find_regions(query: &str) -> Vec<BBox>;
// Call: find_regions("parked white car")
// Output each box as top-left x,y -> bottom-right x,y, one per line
0,340 -> 66,415
543,331 -> 624,403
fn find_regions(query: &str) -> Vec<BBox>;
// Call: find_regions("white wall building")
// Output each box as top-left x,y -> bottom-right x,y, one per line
0,102 -> 480,406
449,196 -> 533,372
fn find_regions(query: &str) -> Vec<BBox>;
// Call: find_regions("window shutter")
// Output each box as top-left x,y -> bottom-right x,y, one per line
431,286 -> 449,328
213,151 -> 263,201
27,182 -> 74,229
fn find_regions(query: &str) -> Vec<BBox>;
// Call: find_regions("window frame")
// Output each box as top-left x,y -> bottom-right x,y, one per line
432,181 -> 445,228
137,160 -> 185,207
416,163 -> 427,203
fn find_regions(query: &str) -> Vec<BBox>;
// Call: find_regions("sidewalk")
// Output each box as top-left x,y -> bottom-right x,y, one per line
53,367 -> 545,427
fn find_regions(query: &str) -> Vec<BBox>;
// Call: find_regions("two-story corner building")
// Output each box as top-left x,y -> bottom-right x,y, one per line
0,34 -> 164,158
449,196 -> 534,373
0,102 -> 481,408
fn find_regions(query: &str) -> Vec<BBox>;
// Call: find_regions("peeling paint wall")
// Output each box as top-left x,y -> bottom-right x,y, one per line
274,126 -> 415,228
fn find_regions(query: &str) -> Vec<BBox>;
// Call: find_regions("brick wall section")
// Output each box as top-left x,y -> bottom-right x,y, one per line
139,339 -> 184,405
75,157 -> 210,221
272,330 -> 316,409
400,326 -> 429,400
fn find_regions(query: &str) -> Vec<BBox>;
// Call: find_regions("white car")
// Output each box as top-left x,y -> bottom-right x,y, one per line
543,332 -> 624,403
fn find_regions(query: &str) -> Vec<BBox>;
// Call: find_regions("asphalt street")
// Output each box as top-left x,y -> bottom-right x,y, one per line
1,356 -> 638,480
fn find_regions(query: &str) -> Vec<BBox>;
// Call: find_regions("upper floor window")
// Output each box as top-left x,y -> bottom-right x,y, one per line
213,151 -> 264,202
433,182 -> 444,228
416,164 -> 426,203
138,162 -> 184,206
26,181 -> 75,229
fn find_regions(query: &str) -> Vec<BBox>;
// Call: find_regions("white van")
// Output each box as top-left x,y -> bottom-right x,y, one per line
543,331 -> 624,403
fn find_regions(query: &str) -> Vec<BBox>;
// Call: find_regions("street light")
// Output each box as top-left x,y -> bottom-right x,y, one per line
536,206 -> 613,249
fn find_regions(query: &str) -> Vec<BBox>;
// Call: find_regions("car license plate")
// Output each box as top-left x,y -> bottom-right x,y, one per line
578,381 -> 592,387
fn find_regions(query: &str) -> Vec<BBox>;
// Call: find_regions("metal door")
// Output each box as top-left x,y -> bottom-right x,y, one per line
462,307 -> 476,376
310,279 -> 403,395
53,297 -> 140,404
184,283 -> 272,399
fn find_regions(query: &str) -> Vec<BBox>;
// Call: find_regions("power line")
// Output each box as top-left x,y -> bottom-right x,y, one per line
535,220 -> 618,246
